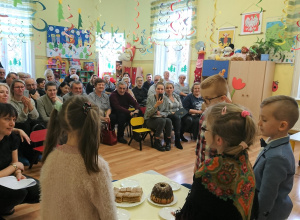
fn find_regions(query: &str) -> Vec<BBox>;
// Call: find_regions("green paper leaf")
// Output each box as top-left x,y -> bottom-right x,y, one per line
58,43 -> 63,49
83,47 -> 87,53
62,48 -> 66,55
13,0 -> 22,7
85,54 -> 89,59
78,13 -> 83,29
13,58 -> 17,65
58,2 -> 64,22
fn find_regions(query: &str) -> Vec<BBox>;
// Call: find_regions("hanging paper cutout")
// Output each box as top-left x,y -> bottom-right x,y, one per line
78,9 -> 83,29
13,0 -> 22,7
58,0 -> 64,22
32,1 -> 48,32
231,77 -> 246,98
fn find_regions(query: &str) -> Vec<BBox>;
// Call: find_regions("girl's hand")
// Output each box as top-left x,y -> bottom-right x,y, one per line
155,98 -> 163,107
16,172 -> 26,181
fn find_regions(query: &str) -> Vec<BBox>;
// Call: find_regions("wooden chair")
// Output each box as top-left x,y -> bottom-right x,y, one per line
29,129 -> 47,169
128,117 -> 153,151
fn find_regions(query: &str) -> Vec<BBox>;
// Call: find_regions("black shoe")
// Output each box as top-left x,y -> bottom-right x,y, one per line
154,139 -> 165,152
180,135 -> 188,142
117,137 -> 128,144
175,139 -> 183,150
165,138 -> 171,151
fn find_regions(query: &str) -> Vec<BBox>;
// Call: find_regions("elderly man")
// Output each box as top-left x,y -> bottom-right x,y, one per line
63,67 -> 80,84
62,81 -> 85,102
25,78 -> 40,104
17,72 -> 29,82
3,72 -> 18,87
142,73 -> 153,91
163,71 -> 173,84
132,76 -> 147,106
110,81 -> 141,144
37,82 -> 63,124
147,75 -> 162,96
0,68 -> 6,82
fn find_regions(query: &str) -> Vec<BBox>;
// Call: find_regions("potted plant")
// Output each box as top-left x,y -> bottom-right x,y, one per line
254,38 -> 284,61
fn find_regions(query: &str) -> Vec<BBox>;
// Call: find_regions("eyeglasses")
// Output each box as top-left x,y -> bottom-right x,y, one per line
201,95 -> 224,105
201,126 -> 210,132
14,86 -> 25,89
154,79 -> 159,82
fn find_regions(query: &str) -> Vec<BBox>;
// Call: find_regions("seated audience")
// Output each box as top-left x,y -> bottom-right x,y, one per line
165,82 -> 185,149
0,68 -> 6,82
142,73 -> 154,91
122,76 -> 136,100
0,83 -> 9,103
110,81 -> 140,144
63,81 -> 85,102
70,74 -> 79,82
37,82 -> 63,124
148,75 -> 162,96
163,71 -> 174,84
104,75 -> 115,95
174,74 -> 190,101
132,76 -> 147,106
122,72 -> 132,89
36,78 -> 46,96
17,72 -> 29,82
88,78 -> 114,123
25,78 -> 40,104
0,103 -> 40,217
57,82 -> 70,97
182,82 -> 204,140
40,96 -> 117,220
3,72 -> 18,87
86,74 -> 98,95
44,69 -> 60,88
63,67 -> 79,84
144,82 -> 172,152
175,103 -> 258,220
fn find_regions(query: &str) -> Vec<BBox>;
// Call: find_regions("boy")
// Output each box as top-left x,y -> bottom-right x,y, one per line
254,95 -> 299,220
194,74 -> 230,173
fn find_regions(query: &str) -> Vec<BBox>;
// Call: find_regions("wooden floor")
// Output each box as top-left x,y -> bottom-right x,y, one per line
5,134 -> 300,220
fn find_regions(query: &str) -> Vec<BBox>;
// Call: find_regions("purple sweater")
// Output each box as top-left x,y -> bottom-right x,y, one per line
109,90 -> 140,114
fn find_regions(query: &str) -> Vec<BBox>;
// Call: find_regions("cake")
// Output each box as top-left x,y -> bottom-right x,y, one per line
114,187 -> 143,203
150,182 -> 174,204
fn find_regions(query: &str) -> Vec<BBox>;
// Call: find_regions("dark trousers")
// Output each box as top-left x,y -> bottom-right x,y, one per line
110,112 -> 131,138
181,114 -> 200,139
0,175 -> 40,215
167,114 -> 181,135
146,117 -> 172,138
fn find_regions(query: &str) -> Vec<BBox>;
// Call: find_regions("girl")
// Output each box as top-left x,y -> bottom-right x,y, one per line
40,96 -> 117,220
0,103 -> 40,217
175,103 -> 258,220
145,82 -> 172,152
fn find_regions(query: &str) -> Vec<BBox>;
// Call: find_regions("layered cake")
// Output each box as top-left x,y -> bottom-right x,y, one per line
150,182 -> 174,204
114,187 -> 143,203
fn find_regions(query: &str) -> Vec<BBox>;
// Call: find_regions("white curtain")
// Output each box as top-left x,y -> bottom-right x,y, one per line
153,45 -> 168,76
291,41 -> 300,98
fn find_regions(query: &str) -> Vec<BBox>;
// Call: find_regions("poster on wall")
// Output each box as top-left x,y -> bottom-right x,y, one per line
240,11 -> 263,35
46,25 -> 91,59
266,21 -> 294,63
218,27 -> 235,48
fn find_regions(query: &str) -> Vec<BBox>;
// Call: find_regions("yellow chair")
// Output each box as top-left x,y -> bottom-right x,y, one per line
128,117 -> 153,151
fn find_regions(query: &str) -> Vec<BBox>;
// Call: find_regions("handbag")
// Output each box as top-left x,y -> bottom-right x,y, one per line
174,108 -> 188,118
101,122 -> 117,145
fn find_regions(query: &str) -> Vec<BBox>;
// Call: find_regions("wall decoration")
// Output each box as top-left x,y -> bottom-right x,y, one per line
46,25 -> 90,59
231,77 -> 246,98
58,0 -> 64,22
272,80 -> 279,92
218,27 -> 235,48
240,11 -> 263,35
266,21 -> 294,63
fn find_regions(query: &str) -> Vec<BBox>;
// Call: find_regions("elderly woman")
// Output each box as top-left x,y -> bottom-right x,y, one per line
86,74 -> 98,95
88,78 -> 115,123
165,82 -> 183,149
104,75 -> 115,95
44,69 -> 60,88
122,77 -> 136,101
182,82 -> 204,141
70,74 -> 79,81
174,74 -> 190,102
145,82 -> 172,152
122,73 -> 132,89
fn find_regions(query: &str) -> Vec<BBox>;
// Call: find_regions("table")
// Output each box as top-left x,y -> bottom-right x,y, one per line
113,171 -> 190,220
290,132 -> 300,166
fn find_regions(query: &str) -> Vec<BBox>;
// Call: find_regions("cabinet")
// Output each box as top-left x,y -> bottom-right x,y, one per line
228,61 -> 275,123
77,70 -> 95,84
202,60 -> 230,78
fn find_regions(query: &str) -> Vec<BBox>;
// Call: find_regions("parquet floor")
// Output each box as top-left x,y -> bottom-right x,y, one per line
5,134 -> 300,220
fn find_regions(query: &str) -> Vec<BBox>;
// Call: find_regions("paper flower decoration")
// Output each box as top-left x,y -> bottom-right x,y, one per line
231,77 -> 246,98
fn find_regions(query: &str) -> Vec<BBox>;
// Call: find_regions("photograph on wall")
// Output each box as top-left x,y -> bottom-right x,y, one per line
46,25 -> 91,59
266,20 -> 294,63
218,27 -> 235,48
240,11 -> 263,35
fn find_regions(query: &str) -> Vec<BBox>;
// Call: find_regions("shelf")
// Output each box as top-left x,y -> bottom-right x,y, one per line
77,71 -> 95,73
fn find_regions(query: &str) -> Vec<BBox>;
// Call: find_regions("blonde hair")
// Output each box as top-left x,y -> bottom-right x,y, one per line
42,96 -> 101,174
10,79 -> 25,96
205,103 -> 256,157
44,69 -> 54,77
165,82 -> 174,89
261,95 -> 299,129
0,83 -> 10,95
200,74 -> 228,96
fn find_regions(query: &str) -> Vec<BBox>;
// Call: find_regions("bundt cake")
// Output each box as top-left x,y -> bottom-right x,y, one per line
150,182 -> 174,204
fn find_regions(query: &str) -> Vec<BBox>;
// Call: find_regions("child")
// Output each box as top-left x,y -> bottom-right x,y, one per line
0,103 -> 40,217
194,74 -> 230,173
40,96 -> 117,220
175,103 -> 257,220
254,95 -> 299,220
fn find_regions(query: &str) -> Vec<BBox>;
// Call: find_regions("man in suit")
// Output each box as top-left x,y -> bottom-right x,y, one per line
37,81 -> 62,125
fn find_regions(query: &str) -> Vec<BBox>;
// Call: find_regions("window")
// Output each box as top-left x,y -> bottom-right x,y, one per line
0,0 -> 35,76
291,40 -> 300,98
96,33 -> 125,78
151,0 -> 197,82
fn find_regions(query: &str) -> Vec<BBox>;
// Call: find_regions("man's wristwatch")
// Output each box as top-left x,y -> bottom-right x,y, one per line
11,163 -> 18,171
